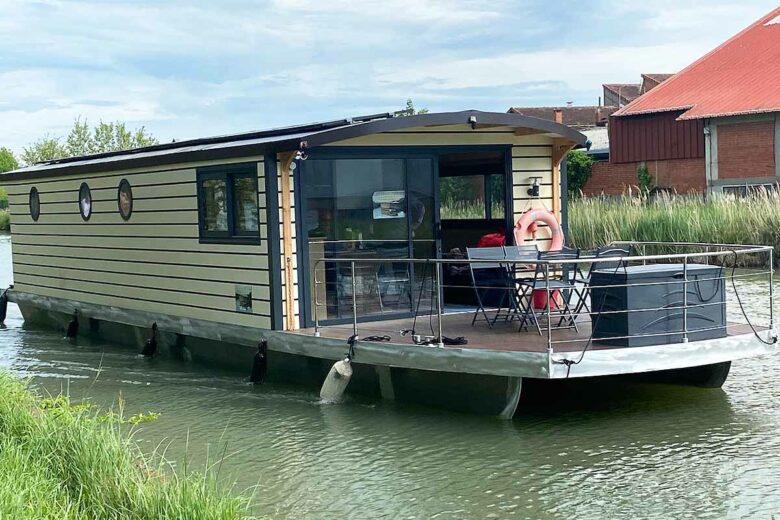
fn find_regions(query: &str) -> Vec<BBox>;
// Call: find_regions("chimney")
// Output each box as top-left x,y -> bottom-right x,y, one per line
596,106 -> 603,124
554,109 -> 563,124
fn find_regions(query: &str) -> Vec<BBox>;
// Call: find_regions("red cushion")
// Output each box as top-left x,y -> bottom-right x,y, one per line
477,232 -> 506,248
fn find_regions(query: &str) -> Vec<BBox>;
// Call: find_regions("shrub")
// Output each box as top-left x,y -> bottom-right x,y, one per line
566,150 -> 594,197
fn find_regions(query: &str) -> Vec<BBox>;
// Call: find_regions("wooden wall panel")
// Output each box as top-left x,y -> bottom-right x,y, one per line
6,158 -> 273,329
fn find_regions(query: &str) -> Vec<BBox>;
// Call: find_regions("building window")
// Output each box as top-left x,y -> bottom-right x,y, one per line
29,187 -> 40,221
196,163 -> 259,243
78,182 -> 92,221
117,179 -> 133,221
722,184 -> 778,197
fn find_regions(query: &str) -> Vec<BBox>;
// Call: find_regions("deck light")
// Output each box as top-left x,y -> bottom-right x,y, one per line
527,177 -> 542,197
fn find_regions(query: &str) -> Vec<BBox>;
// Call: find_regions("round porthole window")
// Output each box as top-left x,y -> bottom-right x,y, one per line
117,179 -> 133,221
78,182 -> 92,221
29,187 -> 40,222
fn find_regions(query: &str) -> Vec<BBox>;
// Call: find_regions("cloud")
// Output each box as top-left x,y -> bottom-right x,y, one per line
0,0 -> 777,153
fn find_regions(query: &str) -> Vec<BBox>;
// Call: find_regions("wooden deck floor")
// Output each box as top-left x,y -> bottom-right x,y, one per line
300,312 -> 756,354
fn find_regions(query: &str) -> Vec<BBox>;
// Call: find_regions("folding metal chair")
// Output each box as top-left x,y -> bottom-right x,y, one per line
517,248 -> 581,334
466,247 -> 519,327
574,246 -> 632,317
502,244 -> 539,322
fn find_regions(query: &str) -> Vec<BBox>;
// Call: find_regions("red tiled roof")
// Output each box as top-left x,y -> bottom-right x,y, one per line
507,106 -> 617,129
615,7 -> 780,119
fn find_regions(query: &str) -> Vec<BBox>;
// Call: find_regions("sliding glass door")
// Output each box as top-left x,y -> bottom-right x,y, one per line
300,156 -> 437,324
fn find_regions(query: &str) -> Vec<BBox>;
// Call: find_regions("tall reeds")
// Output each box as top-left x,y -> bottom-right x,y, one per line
0,372 -> 252,519
569,191 -> 780,259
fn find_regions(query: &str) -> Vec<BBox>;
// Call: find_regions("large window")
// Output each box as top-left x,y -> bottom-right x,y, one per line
196,163 -> 260,243
301,157 -> 436,322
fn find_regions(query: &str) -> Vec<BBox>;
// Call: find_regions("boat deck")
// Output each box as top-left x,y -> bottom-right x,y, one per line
300,311 -> 758,353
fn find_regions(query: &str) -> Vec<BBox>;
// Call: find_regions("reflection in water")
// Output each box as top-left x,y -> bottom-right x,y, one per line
1,235 -> 779,518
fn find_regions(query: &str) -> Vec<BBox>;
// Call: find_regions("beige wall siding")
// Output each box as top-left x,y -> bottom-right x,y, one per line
511,143 -> 556,249
4,157 -> 273,330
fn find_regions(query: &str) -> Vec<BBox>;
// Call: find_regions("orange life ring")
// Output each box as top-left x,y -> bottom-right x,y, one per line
514,210 -> 564,251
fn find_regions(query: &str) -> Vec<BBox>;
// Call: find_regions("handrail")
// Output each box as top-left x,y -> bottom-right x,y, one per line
310,242 -> 775,356
310,244 -> 772,267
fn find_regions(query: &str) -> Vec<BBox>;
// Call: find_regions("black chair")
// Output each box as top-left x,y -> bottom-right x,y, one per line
517,247 -> 580,335
573,245 -> 632,316
466,247 -> 520,327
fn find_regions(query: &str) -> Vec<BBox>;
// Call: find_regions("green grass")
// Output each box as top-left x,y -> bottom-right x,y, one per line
440,197 -> 505,220
569,192 -> 780,265
0,372 -> 253,519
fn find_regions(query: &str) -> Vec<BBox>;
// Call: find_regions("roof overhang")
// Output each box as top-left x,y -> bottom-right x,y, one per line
0,110 -> 586,182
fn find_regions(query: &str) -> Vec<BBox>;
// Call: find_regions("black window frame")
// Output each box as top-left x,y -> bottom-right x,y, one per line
29,186 -> 41,221
196,162 -> 261,244
117,178 -> 133,221
78,182 -> 92,221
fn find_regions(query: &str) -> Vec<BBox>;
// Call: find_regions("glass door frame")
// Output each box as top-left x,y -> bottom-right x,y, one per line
294,145 -> 514,328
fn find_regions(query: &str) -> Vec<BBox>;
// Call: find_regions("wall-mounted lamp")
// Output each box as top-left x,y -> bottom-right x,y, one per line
527,177 -> 542,197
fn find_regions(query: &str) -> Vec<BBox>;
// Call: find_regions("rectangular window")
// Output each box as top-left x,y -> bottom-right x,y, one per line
197,163 -> 260,243
440,175 -> 486,220
722,184 -> 777,197
440,173 -> 505,220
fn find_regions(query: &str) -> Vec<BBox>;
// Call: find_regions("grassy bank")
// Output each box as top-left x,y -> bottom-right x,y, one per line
569,193 -> 780,263
0,372 -> 252,519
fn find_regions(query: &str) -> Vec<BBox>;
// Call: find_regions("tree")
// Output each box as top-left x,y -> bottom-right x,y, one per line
566,150 -> 594,196
396,99 -> 429,117
21,137 -> 67,165
0,148 -> 18,173
21,119 -> 159,166
636,162 -> 653,193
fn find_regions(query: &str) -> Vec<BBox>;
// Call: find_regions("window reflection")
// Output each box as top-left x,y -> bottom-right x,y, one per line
233,176 -> 258,232
202,179 -> 228,232
304,158 -> 435,321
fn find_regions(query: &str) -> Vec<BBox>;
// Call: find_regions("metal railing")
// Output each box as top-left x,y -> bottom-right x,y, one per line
310,242 -> 775,354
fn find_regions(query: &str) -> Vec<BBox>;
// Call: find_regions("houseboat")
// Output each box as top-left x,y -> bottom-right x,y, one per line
1,110 -> 777,416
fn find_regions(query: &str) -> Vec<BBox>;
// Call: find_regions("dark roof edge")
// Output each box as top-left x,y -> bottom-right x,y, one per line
302,110 -> 586,148
0,110 -> 585,182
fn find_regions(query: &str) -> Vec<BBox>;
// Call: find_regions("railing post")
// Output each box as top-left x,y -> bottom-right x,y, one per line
313,259 -> 321,337
351,261 -> 358,340
435,261 -> 444,348
545,262 -> 552,353
770,250 -> 775,331
682,255 -> 689,343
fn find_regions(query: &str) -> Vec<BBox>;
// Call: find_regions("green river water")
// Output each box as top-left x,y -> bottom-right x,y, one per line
1,234 -> 779,518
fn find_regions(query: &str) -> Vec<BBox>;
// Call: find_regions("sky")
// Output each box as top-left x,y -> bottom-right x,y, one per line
1,0 -> 778,154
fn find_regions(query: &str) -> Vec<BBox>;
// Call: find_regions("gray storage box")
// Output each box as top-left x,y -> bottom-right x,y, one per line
589,263 -> 726,347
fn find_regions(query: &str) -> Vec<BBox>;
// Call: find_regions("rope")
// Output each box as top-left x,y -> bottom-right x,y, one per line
553,259 -> 627,378
730,250 -> 777,346
362,335 -> 391,342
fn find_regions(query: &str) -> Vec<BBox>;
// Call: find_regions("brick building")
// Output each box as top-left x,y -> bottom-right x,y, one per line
584,7 -> 780,196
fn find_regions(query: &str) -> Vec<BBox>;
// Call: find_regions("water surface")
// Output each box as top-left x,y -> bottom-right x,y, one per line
1,234 -> 779,518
